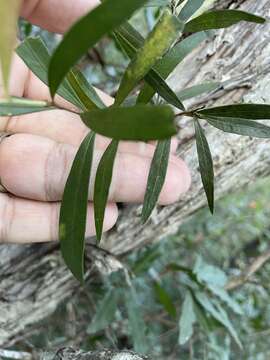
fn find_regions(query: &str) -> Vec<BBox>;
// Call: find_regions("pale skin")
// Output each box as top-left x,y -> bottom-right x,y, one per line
0,0 -> 191,243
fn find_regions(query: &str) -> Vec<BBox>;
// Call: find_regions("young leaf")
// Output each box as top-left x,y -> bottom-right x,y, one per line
154,281 -> 177,318
179,291 -> 197,345
59,132 -> 96,283
0,0 -> 21,95
184,10 -> 265,33
16,37 -> 104,110
0,97 -> 54,116
197,103 -> 270,119
81,105 -> 177,141
203,116 -> 270,138
178,0 -> 204,22
125,287 -> 148,354
48,0 -> 148,97
87,289 -> 119,334
94,139 -> 118,242
138,32 -> 207,104
194,118 -> 214,213
146,0 -> 169,6
115,10 -> 184,105
115,27 -> 185,110
142,139 -> 171,223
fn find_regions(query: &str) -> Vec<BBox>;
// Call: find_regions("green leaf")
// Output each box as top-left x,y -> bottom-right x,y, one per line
59,132 -> 96,283
208,285 -> 243,315
197,103 -> 270,119
178,82 -> 220,101
126,287 -> 148,354
87,289 -> 118,334
142,139 -> 170,223
48,0 -> 148,97
179,291 -> 197,345
203,116 -> 270,138
195,292 -> 242,348
81,105 -> 177,141
115,26 -> 185,110
132,246 -> 160,275
178,0 -> 205,22
194,118 -> 214,213
16,37 -> 104,110
193,255 -> 227,287
0,0 -> 20,95
94,139 -> 118,242
154,281 -> 177,318
184,10 -> 265,33
138,32 -> 207,104
0,97 -> 54,116
115,10 -> 184,105
146,0 -> 169,7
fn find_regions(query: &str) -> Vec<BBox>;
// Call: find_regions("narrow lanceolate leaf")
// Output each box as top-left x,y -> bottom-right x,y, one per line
178,0 -> 205,22
0,0 -> 21,95
194,292 -> 242,349
87,289 -> 118,334
154,281 -> 177,318
177,82 -> 220,101
184,10 -> 265,33
48,0 -> 148,97
115,31 -> 184,109
0,97 -> 54,116
126,287 -> 148,354
197,103 -> 270,119
60,132 -> 96,283
202,116 -> 270,138
94,140 -> 118,242
179,291 -> 197,345
142,139 -> 171,223
81,105 -> 177,141
16,37 -> 104,110
115,10 -> 184,105
194,118 -> 214,213
138,32 -> 207,104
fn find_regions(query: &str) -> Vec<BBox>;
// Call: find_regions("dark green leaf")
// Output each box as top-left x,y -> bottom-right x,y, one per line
132,246 -> 160,274
115,31 -> 184,109
48,0 -> 148,97
94,140 -> 118,242
16,37 -> 104,110
0,97 -> 54,116
126,287 -> 148,354
184,10 -> 265,33
59,132 -> 96,283
179,291 -> 197,345
203,116 -> 270,138
178,0 -> 204,22
197,103 -> 270,119
178,82 -> 220,101
81,105 -> 177,141
115,10 -> 184,105
154,282 -> 177,318
138,32 -> 207,103
142,139 -> 170,223
87,289 -> 118,334
194,118 -> 214,213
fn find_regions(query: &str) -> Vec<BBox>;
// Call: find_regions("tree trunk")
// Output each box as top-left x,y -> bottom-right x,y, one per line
1,0 -> 270,348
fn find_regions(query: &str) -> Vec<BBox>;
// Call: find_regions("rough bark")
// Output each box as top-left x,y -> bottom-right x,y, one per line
1,0 -> 270,348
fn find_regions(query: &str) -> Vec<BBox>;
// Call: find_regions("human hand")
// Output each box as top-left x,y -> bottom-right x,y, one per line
0,0 -> 191,243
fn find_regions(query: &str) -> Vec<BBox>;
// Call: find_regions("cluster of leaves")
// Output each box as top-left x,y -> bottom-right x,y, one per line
0,0 -> 269,283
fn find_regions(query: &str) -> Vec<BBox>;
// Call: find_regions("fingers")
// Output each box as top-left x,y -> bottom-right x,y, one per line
0,134 -> 191,205
0,193 -> 117,243
21,0 -> 100,34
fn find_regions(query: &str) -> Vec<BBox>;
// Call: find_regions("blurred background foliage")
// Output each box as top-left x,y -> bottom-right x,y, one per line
14,7 -> 270,360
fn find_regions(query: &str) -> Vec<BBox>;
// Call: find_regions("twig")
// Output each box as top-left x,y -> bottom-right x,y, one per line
0,349 -> 32,360
225,248 -> 270,290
